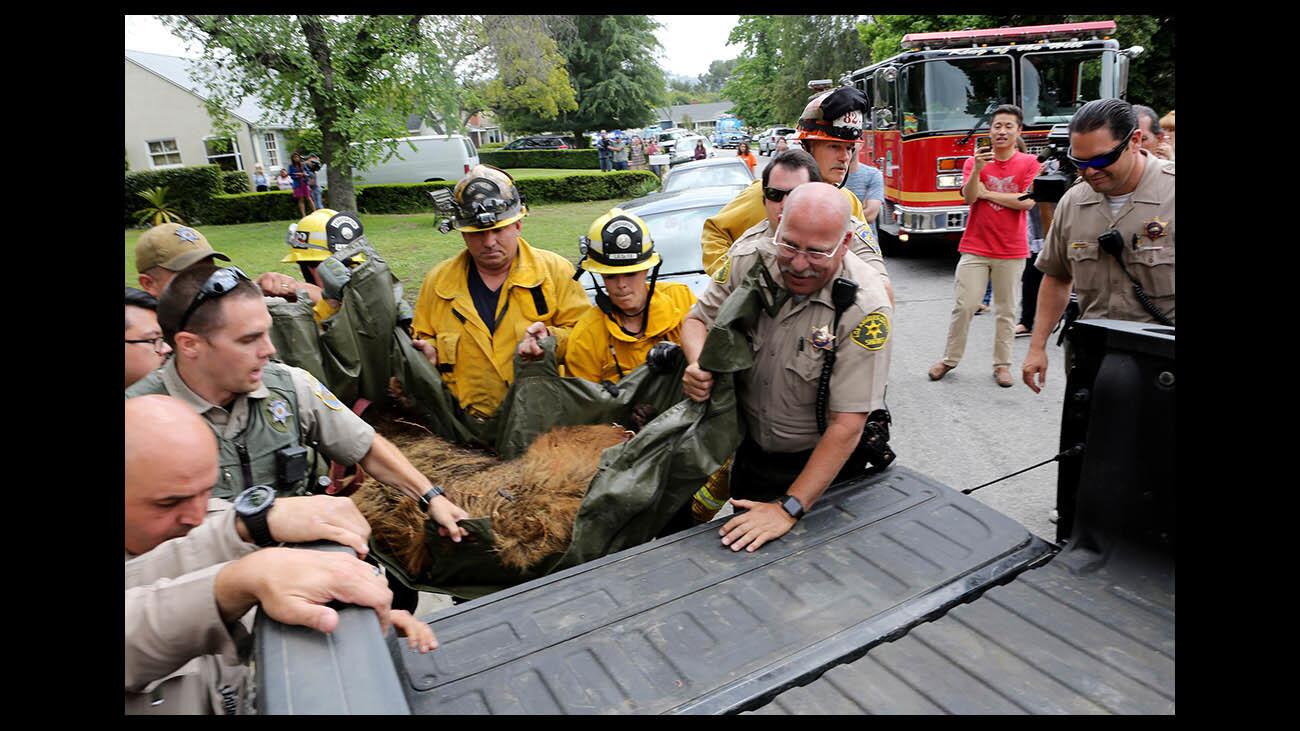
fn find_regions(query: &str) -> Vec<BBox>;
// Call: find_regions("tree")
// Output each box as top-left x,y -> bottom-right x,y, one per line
495,15 -> 666,143
723,16 -> 779,127
162,15 -> 575,212
697,58 -> 739,93
859,15 -> 1174,112
724,16 -> 868,127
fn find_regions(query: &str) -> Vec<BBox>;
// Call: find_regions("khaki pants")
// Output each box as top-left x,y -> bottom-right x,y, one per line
942,253 -> 1026,368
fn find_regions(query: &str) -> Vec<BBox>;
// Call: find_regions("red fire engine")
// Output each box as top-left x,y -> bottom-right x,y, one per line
844,21 -> 1143,244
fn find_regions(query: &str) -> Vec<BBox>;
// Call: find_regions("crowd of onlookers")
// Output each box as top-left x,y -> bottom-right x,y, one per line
596,131 -> 659,174
249,152 -> 325,217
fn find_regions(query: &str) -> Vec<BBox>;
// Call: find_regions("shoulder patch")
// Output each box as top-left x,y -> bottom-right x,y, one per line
850,312 -> 890,351
713,256 -> 731,283
854,222 -> 881,256
303,371 -> 344,411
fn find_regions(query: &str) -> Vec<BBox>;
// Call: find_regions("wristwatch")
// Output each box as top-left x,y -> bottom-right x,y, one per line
777,494 -> 805,521
420,484 -> 445,507
234,485 -> 277,547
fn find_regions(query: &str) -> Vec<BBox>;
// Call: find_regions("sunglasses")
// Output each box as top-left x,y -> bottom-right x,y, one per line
1066,127 -> 1136,170
124,335 -> 169,353
177,266 -> 251,333
763,186 -> 795,203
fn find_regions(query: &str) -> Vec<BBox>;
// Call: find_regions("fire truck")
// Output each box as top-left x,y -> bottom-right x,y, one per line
843,21 -> 1144,244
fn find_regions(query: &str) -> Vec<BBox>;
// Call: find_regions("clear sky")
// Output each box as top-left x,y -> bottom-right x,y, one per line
653,15 -> 741,79
125,14 -> 741,79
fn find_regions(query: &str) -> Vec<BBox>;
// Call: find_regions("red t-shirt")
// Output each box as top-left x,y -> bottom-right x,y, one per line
959,152 -> 1039,259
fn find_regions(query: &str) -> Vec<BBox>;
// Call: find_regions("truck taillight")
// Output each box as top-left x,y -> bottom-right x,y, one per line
464,164 -> 470,174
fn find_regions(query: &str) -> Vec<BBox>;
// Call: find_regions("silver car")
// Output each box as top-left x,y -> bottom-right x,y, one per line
757,127 -> 796,155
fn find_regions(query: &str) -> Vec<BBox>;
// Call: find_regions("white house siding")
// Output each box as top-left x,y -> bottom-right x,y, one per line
124,59 -> 257,184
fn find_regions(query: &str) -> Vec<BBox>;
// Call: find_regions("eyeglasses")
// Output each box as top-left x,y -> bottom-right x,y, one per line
125,336 -> 169,353
772,225 -> 839,261
763,186 -> 795,203
177,266 -> 250,333
1066,127 -> 1136,170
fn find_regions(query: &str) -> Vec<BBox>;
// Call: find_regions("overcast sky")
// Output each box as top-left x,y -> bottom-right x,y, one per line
125,15 -> 740,79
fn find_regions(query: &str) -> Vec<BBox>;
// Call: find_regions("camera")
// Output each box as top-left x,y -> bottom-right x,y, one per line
1029,124 -> 1077,204
306,156 -> 322,172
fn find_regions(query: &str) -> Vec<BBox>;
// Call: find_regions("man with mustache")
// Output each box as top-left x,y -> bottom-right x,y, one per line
701,87 -> 892,305
679,183 -> 893,552
414,165 -> 589,419
1022,98 -> 1175,393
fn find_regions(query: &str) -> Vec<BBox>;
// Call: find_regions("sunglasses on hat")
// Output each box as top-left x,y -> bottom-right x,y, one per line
1066,127 -> 1137,170
177,266 -> 251,333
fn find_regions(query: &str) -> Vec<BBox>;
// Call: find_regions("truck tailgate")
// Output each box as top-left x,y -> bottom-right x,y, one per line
747,547 -> 1174,714
389,465 -> 1052,714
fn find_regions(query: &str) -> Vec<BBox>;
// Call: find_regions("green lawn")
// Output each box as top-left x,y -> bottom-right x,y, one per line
125,198 -> 627,292
502,168 -> 599,179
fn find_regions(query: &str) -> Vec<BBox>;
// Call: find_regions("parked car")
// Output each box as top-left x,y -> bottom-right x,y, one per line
618,158 -> 752,211
661,157 -> 753,193
757,126 -> 796,155
656,128 -> 715,166
316,134 -> 479,187
503,135 -> 570,150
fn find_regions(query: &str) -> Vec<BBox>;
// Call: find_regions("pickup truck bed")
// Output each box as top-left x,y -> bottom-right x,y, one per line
258,466 -> 1054,714
748,546 -> 1174,714
254,320 -> 1175,715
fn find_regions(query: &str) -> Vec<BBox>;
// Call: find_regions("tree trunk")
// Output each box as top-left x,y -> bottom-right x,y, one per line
322,128 -> 355,213
301,15 -> 358,213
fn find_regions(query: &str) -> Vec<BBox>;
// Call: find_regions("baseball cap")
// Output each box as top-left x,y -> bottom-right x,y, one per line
134,223 -> 231,273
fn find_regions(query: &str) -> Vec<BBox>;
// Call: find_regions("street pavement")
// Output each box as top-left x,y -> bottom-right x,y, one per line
418,154 -> 1066,616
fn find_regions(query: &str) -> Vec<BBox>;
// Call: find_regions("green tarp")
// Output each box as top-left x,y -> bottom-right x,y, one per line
266,245 -> 770,599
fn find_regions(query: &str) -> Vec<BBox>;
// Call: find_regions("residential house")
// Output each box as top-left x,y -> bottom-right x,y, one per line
125,50 -> 295,186
404,111 -> 505,147
651,101 -> 736,134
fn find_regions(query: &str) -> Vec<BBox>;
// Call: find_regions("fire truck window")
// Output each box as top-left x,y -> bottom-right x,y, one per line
1021,51 -> 1117,126
898,57 -> 1013,135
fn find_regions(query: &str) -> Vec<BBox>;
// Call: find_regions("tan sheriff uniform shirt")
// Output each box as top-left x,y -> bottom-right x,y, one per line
159,358 -> 376,473
125,500 -> 257,714
690,237 -> 893,453
1035,152 -> 1175,323
710,216 -> 890,284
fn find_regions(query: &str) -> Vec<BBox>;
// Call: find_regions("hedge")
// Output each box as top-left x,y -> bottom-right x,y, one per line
478,142 -> 506,151
479,149 -> 599,169
221,171 -> 250,194
124,165 -> 225,226
202,171 -> 659,225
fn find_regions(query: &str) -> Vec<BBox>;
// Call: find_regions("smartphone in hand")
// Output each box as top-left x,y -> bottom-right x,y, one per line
975,135 -> 992,152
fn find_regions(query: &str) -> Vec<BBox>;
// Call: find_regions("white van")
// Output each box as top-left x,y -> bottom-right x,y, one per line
317,134 -> 479,187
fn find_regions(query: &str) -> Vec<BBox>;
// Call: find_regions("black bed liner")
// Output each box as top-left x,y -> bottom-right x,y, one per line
387,465 -> 1052,714
253,319 -> 1176,716
747,544 -> 1174,715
